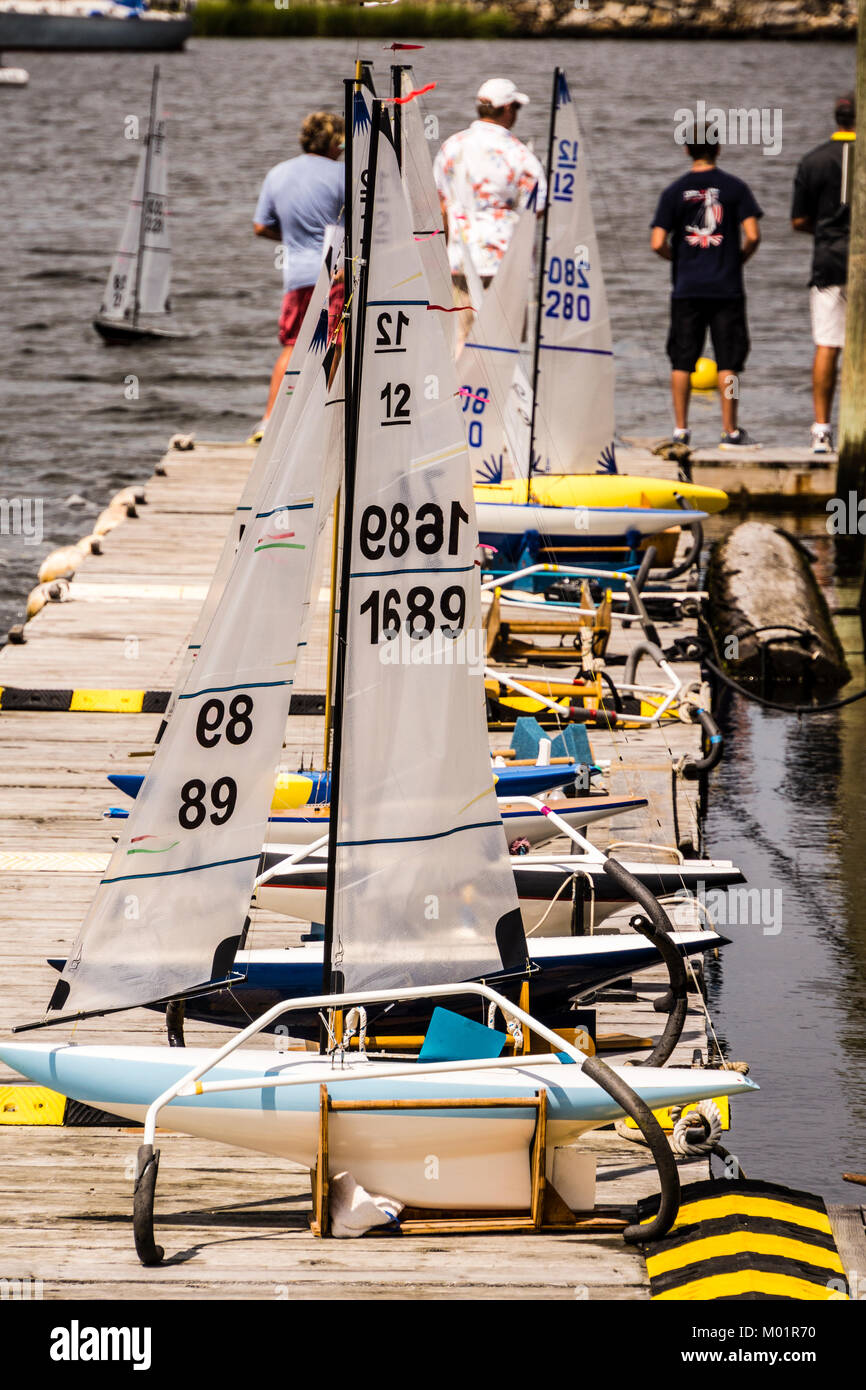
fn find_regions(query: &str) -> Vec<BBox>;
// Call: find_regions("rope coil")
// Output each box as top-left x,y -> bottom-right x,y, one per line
669,1098 -> 722,1155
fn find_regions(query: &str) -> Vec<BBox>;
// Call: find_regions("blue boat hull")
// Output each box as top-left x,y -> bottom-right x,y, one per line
150,932 -> 725,1038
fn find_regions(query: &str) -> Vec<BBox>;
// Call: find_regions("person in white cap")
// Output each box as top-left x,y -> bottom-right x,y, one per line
434,77 -> 546,347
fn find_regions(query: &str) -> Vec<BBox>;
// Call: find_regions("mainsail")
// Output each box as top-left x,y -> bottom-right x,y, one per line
47,328 -> 343,1019
98,66 -> 171,329
350,78 -> 374,253
396,66 -> 453,327
531,70 -> 616,476
171,239 -> 343,706
456,197 -> 536,484
328,110 -> 528,993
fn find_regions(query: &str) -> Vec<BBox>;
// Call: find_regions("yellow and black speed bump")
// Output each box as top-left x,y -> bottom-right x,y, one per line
1,1085 -> 139,1128
638,1179 -> 849,1300
0,686 -> 169,714
0,687 -> 326,716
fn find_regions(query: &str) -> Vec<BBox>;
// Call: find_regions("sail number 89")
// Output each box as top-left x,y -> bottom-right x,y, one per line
178,777 -> 237,829
359,500 -> 469,561
195,694 -> 254,748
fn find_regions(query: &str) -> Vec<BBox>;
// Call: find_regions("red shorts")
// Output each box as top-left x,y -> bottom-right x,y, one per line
278,282 -> 345,347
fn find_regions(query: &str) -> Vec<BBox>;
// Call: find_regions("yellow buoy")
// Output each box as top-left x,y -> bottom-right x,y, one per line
37,533 -> 99,584
690,356 -> 718,391
25,578 -> 70,620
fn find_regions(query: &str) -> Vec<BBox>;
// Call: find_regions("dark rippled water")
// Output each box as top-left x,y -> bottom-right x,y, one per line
1,37 -> 864,1200
702,518 -> 866,1202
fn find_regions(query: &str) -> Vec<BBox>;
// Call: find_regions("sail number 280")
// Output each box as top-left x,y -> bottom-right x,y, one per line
358,500 -> 469,561
545,256 -> 590,322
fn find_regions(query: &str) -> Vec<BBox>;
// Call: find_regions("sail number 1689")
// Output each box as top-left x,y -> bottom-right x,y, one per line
358,500 -> 469,561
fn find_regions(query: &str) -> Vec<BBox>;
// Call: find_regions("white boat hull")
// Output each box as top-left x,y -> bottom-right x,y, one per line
0,1041 -> 758,1211
263,794 -> 644,848
256,849 -> 744,936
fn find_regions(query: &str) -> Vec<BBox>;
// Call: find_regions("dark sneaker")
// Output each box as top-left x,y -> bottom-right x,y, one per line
672,427 -> 691,446
719,428 -> 760,449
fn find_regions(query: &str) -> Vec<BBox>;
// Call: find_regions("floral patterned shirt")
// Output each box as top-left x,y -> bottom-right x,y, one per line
433,120 -> 546,279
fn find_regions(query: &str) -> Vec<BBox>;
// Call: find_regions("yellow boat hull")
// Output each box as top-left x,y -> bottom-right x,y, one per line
474,474 -> 728,516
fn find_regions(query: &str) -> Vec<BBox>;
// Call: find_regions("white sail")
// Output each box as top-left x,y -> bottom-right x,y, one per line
166,243 -> 342,724
397,68 -> 453,331
351,81 -> 374,252
532,71 -> 616,476
99,69 -> 171,326
49,340 -> 343,1018
330,115 -> 527,994
99,153 -> 144,324
456,198 -> 536,484
136,80 -> 171,319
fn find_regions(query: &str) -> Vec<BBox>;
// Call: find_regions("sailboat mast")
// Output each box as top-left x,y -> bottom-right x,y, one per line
322,76 -> 357,773
527,67 -> 559,504
390,64 -> 409,173
131,65 -> 159,332
321,102 -> 382,1002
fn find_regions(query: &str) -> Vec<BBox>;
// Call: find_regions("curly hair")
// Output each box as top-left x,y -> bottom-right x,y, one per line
300,111 -> 345,157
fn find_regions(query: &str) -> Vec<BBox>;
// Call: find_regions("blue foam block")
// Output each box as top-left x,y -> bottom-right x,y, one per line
550,722 -> 592,765
510,715 -> 593,769
509,716 -> 548,760
418,1007 -> 508,1064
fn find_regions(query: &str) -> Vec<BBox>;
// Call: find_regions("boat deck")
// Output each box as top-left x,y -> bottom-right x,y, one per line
0,437 -> 859,1299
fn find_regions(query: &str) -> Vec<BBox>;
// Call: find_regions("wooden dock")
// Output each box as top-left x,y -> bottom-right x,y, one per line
619,436 -> 837,511
0,437 -> 859,1300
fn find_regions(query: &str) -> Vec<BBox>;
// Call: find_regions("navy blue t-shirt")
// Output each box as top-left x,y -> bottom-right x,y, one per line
652,166 -> 763,299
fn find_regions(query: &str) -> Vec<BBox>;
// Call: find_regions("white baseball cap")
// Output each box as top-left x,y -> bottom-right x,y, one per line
477,78 -> 529,109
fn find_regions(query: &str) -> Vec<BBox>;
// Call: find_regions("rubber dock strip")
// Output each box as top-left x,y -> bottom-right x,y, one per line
0,688 -> 326,716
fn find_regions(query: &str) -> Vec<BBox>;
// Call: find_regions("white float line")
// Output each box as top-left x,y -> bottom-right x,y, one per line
69,583 -> 210,603
0,851 -> 111,874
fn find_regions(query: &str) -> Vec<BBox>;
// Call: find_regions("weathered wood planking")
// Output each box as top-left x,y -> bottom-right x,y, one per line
0,436 -> 730,1298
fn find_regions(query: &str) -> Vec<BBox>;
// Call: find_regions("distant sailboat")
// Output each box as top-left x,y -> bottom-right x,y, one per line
529,69 -> 616,476
453,69 -> 617,482
93,66 -> 181,344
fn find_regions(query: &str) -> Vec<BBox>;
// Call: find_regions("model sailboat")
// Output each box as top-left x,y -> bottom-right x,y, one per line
461,68 -> 729,560
0,99 -> 757,1265
528,69 -> 616,476
93,66 -> 181,344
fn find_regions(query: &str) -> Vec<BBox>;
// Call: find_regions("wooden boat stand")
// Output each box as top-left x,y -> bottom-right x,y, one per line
484,584 -> 612,667
309,1083 -> 627,1238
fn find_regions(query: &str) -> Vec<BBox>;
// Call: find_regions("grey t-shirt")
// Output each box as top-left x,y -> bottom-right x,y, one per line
254,153 -> 344,292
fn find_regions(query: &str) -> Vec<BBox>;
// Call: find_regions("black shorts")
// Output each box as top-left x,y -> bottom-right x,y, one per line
667,296 -> 750,374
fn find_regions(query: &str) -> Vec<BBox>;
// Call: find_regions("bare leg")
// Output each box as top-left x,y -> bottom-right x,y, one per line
671,370 -> 691,431
451,274 -> 475,357
717,370 -> 739,434
264,342 -> 294,422
813,345 -> 841,424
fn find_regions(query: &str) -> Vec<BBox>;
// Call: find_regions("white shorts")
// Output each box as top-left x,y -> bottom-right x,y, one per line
810,284 -> 847,348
